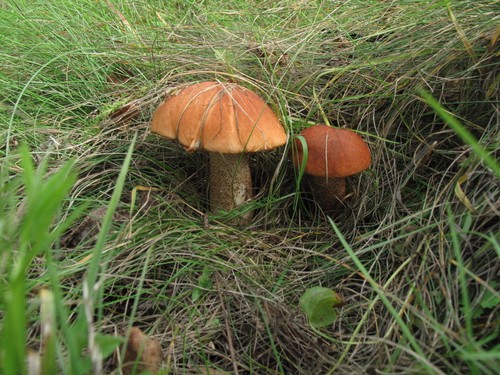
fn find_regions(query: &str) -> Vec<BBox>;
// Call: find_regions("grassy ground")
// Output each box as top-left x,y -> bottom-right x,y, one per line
1,0 -> 499,374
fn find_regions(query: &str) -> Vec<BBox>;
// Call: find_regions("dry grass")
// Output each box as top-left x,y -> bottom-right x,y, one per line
1,1 -> 499,374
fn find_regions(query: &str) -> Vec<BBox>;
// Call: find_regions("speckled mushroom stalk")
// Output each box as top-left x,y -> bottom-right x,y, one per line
307,175 -> 347,212
208,152 -> 253,220
151,81 -> 286,223
292,124 -> 371,212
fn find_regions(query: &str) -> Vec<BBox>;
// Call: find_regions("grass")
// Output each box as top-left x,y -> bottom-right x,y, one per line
1,0 -> 499,374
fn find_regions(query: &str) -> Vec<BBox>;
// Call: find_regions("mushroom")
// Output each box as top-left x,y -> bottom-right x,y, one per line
122,327 -> 163,375
292,124 -> 371,212
151,81 -> 287,222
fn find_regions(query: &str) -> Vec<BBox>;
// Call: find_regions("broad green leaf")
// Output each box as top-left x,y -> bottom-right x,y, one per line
299,286 -> 345,328
192,268 -> 213,303
95,334 -> 125,359
480,285 -> 500,310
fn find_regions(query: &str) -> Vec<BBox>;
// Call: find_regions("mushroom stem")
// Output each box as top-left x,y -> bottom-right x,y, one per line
209,152 -> 253,222
308,176 -> 346,212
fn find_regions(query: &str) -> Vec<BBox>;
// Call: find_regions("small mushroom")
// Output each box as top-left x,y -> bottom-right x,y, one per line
122,327 -> 163,375
151,81 -> 287,222
292,124 -> 371,211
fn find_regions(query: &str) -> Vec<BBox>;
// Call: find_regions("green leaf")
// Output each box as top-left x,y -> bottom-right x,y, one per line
480,285 -> 500,310
192,267 -> 213,303
95,334 -> 125,359
299,286 -> 345,328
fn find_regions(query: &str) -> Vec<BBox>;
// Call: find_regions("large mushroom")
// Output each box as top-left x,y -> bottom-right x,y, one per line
151,81 -> 287,221
292,124 -> 371,212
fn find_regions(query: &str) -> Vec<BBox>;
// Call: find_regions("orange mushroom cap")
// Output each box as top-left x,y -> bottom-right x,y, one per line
293,124 -> 371,177
151,81 -> 287,153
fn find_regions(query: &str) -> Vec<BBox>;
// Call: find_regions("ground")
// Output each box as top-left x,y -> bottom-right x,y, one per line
0,1 -> 498,374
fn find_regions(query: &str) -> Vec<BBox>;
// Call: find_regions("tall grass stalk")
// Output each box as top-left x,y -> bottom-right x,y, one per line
328,218 -> 440,374
419,89 -> 500,178
1,147 -> 77,374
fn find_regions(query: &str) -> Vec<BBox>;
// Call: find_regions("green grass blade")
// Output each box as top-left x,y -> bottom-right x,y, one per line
328,217 -> 441,374
1,146 -> 77,375
85,132 -> 137,290
418,89 -> 500,178
78,133 -> 137,373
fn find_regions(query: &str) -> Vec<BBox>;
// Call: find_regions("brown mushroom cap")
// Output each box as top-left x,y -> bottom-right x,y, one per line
122,327 -> 163,375
151,81 -> 287,153
293,124 -> 371,177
